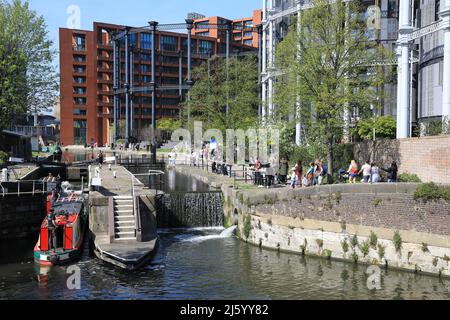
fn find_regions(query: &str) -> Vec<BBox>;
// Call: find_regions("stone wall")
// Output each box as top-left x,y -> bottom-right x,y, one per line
221,182 -> 450,278
0,193 -> 47,240
354,135 -> 450,183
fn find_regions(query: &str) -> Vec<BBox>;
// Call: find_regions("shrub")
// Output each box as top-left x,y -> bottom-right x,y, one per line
399,173 -> 422,183
0,151 -> 9,164
243,215 -> 252,239
369,231 -> 378,249
324,250 -> 332,260
341,240 -> 349,253
393,231 -> 402,252
351,235 -> 359,248
359,241 -> 370,257
378,244 -> 386,260
414,183 -> 450,203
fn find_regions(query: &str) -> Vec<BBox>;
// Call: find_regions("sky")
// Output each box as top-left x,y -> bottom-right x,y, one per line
27,0 -> 262,55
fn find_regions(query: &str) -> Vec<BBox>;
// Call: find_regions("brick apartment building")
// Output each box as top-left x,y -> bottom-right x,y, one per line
59,10 -> 262,146
192,10 -> 262,48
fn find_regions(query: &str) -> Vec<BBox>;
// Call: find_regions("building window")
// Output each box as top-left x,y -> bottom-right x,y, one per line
197,31 -> 210,37
141,64 -> 150,73
160,35 -> 178,52
141,53 -> 151,61
73,120 -> 87,145
74,66 -> 85,73
74,97 -> 87,105
244,39 -> 253,46
181,39 -> 197,54
74,55 -> 86,62
74,87 -> 86,94
140,33 -> 152,50
74,76 -> 86,84
244,21 -> 253,28
436,0 -> 441,22
161,66 -> 179,74
244,31 -> 253,38
73,108 -> 87,116
199,40 -> 213,55
74,35 -> 86,50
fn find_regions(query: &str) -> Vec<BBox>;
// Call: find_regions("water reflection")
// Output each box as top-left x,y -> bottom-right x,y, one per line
0,230 -> 450,300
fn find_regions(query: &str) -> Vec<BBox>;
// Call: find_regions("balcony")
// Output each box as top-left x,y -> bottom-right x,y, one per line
73,45 -> 86,52
98,55 -> 113,62
96,78 -> 113,84
97,43 -> 112,50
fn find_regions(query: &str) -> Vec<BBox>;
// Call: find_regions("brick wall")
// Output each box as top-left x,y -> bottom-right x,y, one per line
355,135 -> 450,183
255,193 -> 450,236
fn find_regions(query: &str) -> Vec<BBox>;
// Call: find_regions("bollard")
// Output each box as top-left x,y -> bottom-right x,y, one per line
113,171 -> 117,179
109,164 -> 112,171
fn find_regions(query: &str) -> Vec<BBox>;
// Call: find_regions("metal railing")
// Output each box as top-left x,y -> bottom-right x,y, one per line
0,180 -> 50,197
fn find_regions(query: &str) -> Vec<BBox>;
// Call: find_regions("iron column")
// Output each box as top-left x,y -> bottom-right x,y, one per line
186,19 -> 194,130
125,27 -> 130,144
149,21 -> 158,163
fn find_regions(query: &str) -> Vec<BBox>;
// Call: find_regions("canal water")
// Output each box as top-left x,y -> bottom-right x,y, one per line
1,154 -> 449,300
1,228 -> 450,300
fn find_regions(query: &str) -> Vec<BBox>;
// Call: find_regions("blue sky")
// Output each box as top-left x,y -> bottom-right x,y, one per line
27,0 -> 262,55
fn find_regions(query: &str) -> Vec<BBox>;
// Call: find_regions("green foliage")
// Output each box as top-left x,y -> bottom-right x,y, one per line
0,40 -> 27,130
369,232 -> 378,249
399,173 -> 422,183
393,231 -> 402,252
359,241 -> 370,257
324,249 -> 332,260
274,0 -> 388,174
378,244 -> 386,260
185,55 -> 259,132
352,252 -> 359,263
372,198 -> 383,207
157,118 -> 182,132
243,215 -> 252,239
0,151 -> 9,164
0,0 -> 58,126
357,116 -> 397,140
414,183 -> 450,203
351,235 -> 359,248
341,239 -> 349,254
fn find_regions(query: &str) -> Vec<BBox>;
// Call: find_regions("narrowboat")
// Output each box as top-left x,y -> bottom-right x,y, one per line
34,192 -> 88,266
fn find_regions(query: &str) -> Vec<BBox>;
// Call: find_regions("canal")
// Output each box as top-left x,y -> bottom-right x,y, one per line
1,153 -> 450,299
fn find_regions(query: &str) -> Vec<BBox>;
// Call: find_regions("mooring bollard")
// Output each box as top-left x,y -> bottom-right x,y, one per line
113,171 -> 117,179
109,164 -> 112,171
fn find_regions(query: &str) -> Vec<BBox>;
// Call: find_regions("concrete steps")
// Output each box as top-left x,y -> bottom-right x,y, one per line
113,196 -> 136,241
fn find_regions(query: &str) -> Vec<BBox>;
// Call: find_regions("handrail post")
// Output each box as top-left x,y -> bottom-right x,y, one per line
32,181 -> 35,196
18,180 -> 20,197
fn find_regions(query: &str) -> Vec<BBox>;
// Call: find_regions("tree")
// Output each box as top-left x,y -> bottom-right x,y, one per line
157,118 -> 182,132
0,4 -> 28,130
185,54 -> 260,132
0,0 -> 58,125
275,0 -> 385,175
357,115 -> 396,140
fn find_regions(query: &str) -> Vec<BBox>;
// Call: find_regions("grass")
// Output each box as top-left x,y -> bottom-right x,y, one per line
369,231 -> 378,249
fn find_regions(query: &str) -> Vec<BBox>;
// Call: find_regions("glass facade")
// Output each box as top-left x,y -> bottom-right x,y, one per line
161,35 -> 178,52
199,40 -> 213,55
140,33 -> 152,50
73,120 -> 87,145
